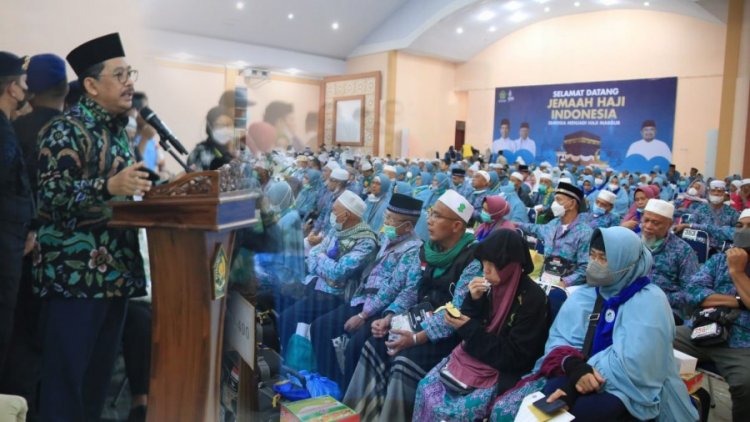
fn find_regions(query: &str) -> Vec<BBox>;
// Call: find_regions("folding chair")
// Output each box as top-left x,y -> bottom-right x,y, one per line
681,228 -> 710,264
698,361 -> 725,409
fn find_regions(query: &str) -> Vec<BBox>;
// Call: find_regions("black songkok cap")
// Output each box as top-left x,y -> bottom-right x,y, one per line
387,193 -> 422,217
66,33 -> 126,77
0,52 -> 28,77
451,168 -> 466,176
555,181 -> 584,204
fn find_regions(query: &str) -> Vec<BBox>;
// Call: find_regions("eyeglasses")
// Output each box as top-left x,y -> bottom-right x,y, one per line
100,68 -> 138,84
427,209 -> 461,222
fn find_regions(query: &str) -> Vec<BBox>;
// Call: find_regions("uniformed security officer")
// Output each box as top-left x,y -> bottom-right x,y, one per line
0,51 -> 34,371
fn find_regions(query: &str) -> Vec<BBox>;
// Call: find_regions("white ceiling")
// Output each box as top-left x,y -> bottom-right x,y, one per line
143,0 -> 728,74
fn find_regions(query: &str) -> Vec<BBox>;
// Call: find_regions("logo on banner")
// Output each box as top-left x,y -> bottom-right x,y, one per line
498,90 -> 515,103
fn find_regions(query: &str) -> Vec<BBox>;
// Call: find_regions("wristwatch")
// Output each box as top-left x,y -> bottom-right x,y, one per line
736,295 -> 747,311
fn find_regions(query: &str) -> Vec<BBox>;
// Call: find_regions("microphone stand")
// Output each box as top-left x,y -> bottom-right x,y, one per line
158,138 -> 190,173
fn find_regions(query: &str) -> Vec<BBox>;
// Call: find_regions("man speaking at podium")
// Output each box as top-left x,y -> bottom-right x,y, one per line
33,33 -> 153,421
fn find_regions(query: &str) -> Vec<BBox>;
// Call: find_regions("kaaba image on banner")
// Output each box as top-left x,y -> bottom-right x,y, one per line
556,130 -> 608,168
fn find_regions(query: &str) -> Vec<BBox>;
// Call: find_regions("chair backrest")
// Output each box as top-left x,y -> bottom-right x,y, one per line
681,228 -> 710,263
528,208 -> 537,223
680,213 -> 693,224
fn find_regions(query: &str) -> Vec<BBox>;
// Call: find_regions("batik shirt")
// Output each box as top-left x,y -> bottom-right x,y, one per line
468,189 -> 489,222
350,232 -> 422,317
689,203 -> 739,247
186,138 -> 230,171
305,225 -> 378,296
519,215 -> 593,286
649,232 -> 700,316
34,97 -> 146,299
384,255 -> 483,342
685,254 -> 750,348
578,211 -> 621,230
313,188 -> 342,233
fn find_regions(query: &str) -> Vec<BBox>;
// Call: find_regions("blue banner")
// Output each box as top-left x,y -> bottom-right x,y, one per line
492,77 -> 677,173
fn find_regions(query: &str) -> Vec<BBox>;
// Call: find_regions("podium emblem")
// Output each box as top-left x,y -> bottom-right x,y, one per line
212,244 -> 229,299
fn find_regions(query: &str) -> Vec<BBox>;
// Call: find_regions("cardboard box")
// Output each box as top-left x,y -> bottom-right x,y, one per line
281,396 -> 359,422
673,349 -> 697,374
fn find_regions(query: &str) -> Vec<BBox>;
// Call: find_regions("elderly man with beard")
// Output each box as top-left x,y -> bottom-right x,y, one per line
640,199 -> 700,322
33,33 -> 152,421
675,209 -> 750,421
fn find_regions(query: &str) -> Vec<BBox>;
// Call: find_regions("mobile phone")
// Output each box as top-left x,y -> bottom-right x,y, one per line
531,396 -> 566,415
141,167 -> 161,182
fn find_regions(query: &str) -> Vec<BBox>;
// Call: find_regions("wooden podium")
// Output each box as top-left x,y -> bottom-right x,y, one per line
109,170 -> 258,422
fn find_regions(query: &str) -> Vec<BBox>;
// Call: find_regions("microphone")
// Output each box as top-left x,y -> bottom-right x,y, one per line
139,107 -> 189,155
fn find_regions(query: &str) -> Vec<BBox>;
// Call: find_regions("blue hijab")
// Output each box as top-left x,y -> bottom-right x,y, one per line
394,181 -> 413,197
363,174 -> 391,232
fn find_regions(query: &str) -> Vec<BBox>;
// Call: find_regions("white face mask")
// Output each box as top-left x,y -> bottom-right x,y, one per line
329,212 -> 343,231
687,187 -> 698,196
608,184 -> 619,192
595,178 -> 603,186
709,194 -> 724,204
551,200 -> 566,217
211,127 -> 234,145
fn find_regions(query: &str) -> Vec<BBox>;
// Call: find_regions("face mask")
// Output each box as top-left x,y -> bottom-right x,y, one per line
480,210 -> 493,223
592,205 -> 606,216
586,260 -> 614,287
538,185 -> 547,194
595,178 -> 603,186
709,194 -> 724,204
126,116 -> 137,132
383,224 -> 398,240
211,127 -> 234,145
609,184 -> 619,192
302,183 -> 310,190
329,212 -> 344,231
733,228 -> 750,249
551,200 -> 566,217
688,188 -> 698,196
642,236 -> 665,251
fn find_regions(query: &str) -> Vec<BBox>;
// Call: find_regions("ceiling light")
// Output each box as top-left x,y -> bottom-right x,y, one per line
544,6 -> 550,12
288,13 -> 294,20
331,21 -> 339,30
643,1 -> 650,6
235,1 -> 244,10
509,12 -> 529,23
503,1 -> 524,11
286,68 -> 300,75
477,10 -> 495,21
600,0 -> 618,5
574,1 -> 581,7
534,0 -> 551,3
456,27 -> 464,34
232,60 -> 249,67
488,26 -> 497,32
174,52 -> 193,61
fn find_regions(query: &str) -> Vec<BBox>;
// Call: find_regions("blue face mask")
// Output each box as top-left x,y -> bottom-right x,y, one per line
592,205 -> 606,216
383,224 -> 398,240
480,210 -> 493,223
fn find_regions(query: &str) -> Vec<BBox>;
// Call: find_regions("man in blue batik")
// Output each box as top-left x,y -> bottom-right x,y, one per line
310,193 -> 423,390
467,170 -> 491,223
280,190 -> 379,352
674,209 -> 750,421
640,199 -> 700,321
674,180 -> 739,250
517,182 -> 593,287
578,190 -> 622,230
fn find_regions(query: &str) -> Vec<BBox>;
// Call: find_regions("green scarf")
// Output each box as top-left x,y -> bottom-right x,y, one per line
424,232 -> 476,277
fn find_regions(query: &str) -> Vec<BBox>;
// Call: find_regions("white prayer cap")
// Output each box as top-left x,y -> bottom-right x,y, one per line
559,177 -> 572,184
741,178 -> 750,187
296,155 -> 308,162
597,190 -> 617,205
437,189 -> 474,224
516,157 -> 526,165
709,180 -> 726,189
489,163 -> 501,169
476,170 -> 491,183
360,161 -> 373,171
539,173 -> 552,182
510,172 -> 524,182
644,199 -> 675,220
336,190 -> 366,218
383,165 -> 397,174
540,161 -> 551,169
740,208 -> 750,220
330,168 -> 349,181
325,161 -> 340,171
469,162 -> 480,172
